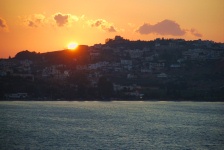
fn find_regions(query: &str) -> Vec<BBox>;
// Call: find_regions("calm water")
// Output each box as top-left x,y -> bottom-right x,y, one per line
0,101 -> 224,150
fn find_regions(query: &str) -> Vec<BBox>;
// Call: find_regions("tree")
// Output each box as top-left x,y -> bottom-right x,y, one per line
14,50 -> 38,60
97,76 -> 114,99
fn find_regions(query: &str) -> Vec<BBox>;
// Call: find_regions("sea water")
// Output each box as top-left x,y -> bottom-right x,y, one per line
0,101 -> 224,150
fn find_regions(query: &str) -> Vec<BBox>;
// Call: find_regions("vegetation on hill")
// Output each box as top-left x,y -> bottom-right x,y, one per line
1,37 -> 224,101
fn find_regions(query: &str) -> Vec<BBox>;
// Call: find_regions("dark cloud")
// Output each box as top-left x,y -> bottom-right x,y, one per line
137,19 -> 186,36
107,26 -> 116,32
53,13 -> 78,27
92,19 -> 103,27
28,21 -> 37,27
90,19 -> 117,32
190,28 -> 202,37
54,13 -> 69,27
0,17 -> 8,29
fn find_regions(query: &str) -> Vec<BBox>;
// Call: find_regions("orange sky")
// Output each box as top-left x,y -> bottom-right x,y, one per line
0,0 -> 224,58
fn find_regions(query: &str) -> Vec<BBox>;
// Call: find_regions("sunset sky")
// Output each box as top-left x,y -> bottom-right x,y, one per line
0,0 -> 224,58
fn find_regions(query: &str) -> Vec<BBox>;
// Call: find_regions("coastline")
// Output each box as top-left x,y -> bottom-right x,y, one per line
1,98 -> 224,102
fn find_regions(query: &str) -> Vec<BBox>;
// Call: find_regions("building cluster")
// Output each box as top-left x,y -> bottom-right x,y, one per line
0,36 -> 224,100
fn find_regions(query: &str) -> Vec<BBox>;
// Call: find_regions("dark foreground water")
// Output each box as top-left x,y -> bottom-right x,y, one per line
0,101 -> 224,150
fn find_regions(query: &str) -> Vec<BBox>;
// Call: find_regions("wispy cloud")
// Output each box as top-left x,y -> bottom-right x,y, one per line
0,17 -> 8,31
19,13 -> 120,33
88,19 -> 117,32
21,14 -> 46,28
20,13 -> 79,28
137,19 -> 186,36
53,13 -> 78,27
190,28 -> 202,37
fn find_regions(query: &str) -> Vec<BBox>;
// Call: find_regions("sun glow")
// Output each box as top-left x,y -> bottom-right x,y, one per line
68,42 -> 78,50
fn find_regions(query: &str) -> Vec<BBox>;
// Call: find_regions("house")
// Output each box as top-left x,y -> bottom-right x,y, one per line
121,59 -> 132,65
42,66 -> 69,79
127,73 -> 136,79
157,73 -> 167,78
149,62 -> 165,71
129,49 -> 143,58
90,52 -> 100,60
13,73 -> 34,81
125,91 -> 144,98
42,66 -> 59,77
170,64 -> 181,68
121,59 -> 132,71
76,65 -> 88,70
145,56 -> 155,61
141,68 -> 152,73
182,49 -> 211,60
113,84 -> 134,91
6,93 -> 28,99
88,61 -> 109,70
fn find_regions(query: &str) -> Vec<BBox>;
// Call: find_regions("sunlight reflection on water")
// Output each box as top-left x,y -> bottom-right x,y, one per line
0,101 -> 224,149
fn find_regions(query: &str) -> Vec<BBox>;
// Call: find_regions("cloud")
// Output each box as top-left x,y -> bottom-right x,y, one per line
53,13 -> 78,27
88,19 -> 117,32
22,14 -> 46,28
190,28 -> 202,37
0,17 -> 8,31
21,13 -> 79,28
137,19 -> 186,36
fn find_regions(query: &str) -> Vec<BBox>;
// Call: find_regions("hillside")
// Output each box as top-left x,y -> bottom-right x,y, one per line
0,37 -> 224,101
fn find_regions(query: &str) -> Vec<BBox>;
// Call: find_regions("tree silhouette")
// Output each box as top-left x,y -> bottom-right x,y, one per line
97,76 -> 114,99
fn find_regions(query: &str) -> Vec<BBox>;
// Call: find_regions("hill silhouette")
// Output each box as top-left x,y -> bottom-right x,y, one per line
1,37 -> 224,101
14,45 -> 89,65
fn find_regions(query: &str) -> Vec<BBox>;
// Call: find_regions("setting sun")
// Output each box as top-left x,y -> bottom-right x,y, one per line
67,42 -> 78,50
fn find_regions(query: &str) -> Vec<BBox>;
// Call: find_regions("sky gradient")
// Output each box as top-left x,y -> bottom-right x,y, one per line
0,0 -> 224,58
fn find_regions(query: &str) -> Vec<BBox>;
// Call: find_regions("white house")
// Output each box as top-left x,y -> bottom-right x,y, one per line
157,73 -> 167,78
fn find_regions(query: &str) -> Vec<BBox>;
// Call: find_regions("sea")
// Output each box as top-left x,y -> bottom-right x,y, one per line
0,101 -> 224,150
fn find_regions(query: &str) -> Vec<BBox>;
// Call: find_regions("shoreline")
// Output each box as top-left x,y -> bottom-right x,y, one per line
1,99 -> 224,102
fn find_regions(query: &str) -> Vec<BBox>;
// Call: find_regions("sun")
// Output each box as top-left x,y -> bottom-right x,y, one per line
67,42 -> 78,50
